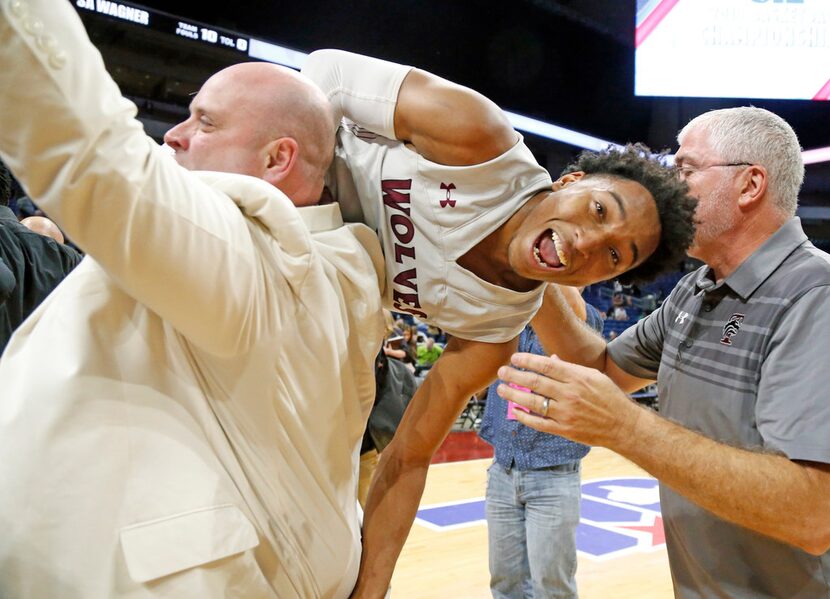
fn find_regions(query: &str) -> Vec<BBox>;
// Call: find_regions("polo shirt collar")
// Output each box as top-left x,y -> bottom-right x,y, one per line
695,217 -> 807,299
0,205 -> 17,222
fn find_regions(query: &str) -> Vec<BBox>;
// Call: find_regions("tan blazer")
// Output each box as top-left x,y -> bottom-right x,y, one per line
0,1 -> 385,597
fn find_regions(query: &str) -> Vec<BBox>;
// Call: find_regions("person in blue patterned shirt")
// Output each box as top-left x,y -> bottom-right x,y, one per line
479,287 -> 603,598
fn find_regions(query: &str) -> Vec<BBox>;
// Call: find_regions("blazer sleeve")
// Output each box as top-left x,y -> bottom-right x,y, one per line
0,0 -> 300,356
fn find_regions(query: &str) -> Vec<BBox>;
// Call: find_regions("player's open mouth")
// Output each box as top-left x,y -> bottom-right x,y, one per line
533,229 -> 568,269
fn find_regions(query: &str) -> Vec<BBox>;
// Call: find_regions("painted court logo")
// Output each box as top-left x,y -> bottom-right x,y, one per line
720,313 -> 745,346
415,476 -> 664,560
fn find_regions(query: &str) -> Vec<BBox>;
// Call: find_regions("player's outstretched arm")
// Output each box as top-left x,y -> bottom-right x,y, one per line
302,49 -> 517,166
352,335 -> 516,597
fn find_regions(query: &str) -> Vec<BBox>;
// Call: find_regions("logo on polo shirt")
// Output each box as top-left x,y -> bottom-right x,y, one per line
674,311 -> 689,325
720,313 -> 745,346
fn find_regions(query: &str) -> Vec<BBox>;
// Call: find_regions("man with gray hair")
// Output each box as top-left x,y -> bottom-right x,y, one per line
500,106 -> 830,598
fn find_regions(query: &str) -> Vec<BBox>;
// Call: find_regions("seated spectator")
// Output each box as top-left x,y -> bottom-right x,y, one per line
610,306 -> 629,320
20,216 -> 66,245
383,325 -> 418,372
393,317 -> 406,335
0,159 -> 82,354
383,331 -> 407,358
362,312 -> 419,507
415,337 -> 444,374
607,292 -> 630,320
640,292 -> 658,315
402,325 -> 419,368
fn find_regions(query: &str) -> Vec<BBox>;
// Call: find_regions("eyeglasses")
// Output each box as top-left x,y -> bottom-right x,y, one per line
676,162 -> 752,179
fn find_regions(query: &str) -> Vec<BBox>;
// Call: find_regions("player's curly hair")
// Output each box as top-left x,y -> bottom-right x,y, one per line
563,143 -> 697,284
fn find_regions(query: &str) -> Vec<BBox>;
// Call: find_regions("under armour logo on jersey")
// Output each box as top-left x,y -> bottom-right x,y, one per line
440,182 -> 456,207
674,311 -> 690,325
720,313 -> 745,345
345,122 -> 376,141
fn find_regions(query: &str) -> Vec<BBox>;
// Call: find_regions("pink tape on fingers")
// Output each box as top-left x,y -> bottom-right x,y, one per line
506,383 -> 532,420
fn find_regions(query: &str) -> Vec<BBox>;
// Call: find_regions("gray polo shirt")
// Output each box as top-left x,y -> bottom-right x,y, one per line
608,218 -> 830,599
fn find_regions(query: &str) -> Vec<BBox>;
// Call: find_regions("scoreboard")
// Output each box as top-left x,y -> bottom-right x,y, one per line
73,0 -> 307,68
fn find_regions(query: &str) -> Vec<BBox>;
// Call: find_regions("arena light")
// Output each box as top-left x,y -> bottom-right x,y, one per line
249,38 -> 830,163
248,38 -> 307,70
801,146 -> 830,166
504,112 -> 620,152
77,2 -> 830,163
248,38 -> 620,152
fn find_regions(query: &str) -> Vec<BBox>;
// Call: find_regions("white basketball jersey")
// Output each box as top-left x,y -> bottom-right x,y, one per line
327,123 -> 552,343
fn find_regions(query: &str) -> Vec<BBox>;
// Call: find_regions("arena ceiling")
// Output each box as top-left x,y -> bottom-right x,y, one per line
77,0 -> 830,233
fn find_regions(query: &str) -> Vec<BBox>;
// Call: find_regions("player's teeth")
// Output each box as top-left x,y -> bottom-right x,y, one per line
551,231 -> 568,266
533,246 -> 546,267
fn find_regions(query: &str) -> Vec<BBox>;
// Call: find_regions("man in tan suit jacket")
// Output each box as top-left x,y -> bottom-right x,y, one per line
0,0 -> 385,597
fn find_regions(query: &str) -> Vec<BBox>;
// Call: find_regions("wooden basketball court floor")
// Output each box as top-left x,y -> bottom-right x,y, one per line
391,445 -> 673,598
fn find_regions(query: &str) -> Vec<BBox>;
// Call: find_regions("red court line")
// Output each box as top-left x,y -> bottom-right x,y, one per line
636,0 -> 681,48
812,79 -> 830,101
432,431 -> 493,464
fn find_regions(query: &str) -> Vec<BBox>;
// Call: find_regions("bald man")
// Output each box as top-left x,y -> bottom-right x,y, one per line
0,1 -> 385,597
20,215 -> 65,244
0,160 -> 81,354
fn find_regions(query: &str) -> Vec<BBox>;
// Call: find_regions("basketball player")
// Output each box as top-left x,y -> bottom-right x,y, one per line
302,49 -> 697,596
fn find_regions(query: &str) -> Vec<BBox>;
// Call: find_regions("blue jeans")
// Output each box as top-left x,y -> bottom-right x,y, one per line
485,460 -> 581,599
